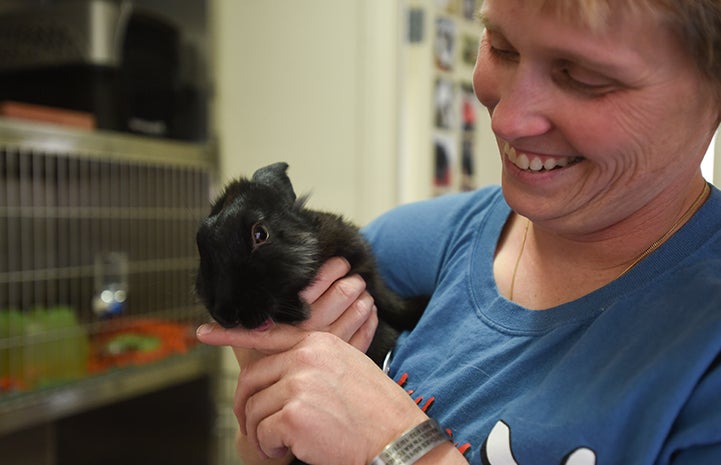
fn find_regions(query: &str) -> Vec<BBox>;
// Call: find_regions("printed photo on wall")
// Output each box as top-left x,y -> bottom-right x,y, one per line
433,132 -> 456,196
461,34 -> 480,67
461,84 -> 477,191
434,17 -> 456,71
461,135 -> 476,191
436,0 -> 460,15
462,0 -> 478,20
434,77 -> 456,129
461,83 -> 477,133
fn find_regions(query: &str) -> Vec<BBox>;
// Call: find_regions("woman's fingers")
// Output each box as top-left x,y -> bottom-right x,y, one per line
301,273 -> 368,329
348,302 -> 379,353
255,410 -> 292,459
234,332 -> 334,438
196,320 -> 307,354
232,332 -> 322,432
298,259 -> 378,351
238,361 -> 289,451
298,256 -> 351,305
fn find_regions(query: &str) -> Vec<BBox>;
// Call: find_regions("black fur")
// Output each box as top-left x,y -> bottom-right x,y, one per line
195,162 -> 426,367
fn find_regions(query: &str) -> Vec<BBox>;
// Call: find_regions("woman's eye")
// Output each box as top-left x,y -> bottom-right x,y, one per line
483,30 -> 519,63
251,222 -> 270,247
490,46 -> 519,61
557,66 -> 615,94
488,45 -> 518,62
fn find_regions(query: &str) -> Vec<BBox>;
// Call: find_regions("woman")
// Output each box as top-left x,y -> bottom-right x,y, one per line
197,0 -> 721,463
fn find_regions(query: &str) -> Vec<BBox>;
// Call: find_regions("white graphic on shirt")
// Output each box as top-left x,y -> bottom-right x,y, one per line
482,420 -> 596,465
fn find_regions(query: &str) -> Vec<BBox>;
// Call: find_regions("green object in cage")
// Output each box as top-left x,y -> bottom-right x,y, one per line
0,309 -> 25,391
106,333 -> 163,355
0,306 -> 89,392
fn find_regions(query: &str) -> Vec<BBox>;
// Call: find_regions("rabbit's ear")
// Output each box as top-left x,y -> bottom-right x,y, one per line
252,162 -> 297,203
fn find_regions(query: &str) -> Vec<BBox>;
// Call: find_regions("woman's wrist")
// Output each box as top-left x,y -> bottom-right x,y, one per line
369,418 -> 450,465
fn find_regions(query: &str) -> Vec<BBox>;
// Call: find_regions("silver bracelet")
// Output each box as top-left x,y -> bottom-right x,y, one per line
369,419 -> 450,465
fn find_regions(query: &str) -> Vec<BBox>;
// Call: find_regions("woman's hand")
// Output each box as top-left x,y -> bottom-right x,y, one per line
297,256 -> 379,352
196,257 -> 389,463
199,322 -> 427,465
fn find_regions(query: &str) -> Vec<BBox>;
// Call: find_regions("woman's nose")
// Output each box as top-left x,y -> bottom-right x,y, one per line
478,64 -> 553,142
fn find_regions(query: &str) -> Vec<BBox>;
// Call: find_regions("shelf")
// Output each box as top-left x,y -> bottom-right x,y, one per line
0,346 -> 219,436
0,117 -> 215,168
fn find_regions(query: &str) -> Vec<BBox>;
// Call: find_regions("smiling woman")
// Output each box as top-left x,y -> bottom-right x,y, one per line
475,0 -> 717,248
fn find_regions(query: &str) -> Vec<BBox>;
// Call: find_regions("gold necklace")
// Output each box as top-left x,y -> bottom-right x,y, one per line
508,182 -> 710,300
616,182 -> 710,278
508,217 -> 529,301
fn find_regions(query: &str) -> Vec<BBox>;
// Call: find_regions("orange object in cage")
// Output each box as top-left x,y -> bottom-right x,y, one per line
88,318 -> 197,373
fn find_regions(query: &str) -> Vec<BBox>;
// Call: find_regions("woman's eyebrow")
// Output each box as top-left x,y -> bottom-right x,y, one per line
478,10 -> 507,38
478,11 -> 504,40
478,10 -> 493,29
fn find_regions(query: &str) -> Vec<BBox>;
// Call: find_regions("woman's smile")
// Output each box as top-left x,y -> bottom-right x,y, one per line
502,141 -> 584,172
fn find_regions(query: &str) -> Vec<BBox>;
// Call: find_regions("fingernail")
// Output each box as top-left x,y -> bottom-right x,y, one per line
196,323 -> 213,336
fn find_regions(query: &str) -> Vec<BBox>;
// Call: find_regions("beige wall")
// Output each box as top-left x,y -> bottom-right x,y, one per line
212,0 -> 401,225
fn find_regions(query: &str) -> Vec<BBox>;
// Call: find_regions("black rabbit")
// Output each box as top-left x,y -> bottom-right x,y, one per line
194,162 -> 426,367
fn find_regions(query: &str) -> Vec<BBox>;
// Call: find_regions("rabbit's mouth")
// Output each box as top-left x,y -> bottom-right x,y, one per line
255,318 -> 273,331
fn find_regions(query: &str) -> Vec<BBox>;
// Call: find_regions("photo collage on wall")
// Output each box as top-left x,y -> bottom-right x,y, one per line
432,0 -> 483,195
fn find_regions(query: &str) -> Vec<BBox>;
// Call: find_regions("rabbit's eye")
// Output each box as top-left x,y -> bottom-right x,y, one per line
251,222 -> 270,247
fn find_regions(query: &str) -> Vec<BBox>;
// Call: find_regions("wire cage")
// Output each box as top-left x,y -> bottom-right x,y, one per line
0,119 -> 217,436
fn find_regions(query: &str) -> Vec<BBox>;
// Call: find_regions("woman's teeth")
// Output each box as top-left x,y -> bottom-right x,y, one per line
503,142 -> 580,172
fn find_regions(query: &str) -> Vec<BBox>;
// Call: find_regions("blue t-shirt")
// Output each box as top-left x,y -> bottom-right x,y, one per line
362,185 -> 721,465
